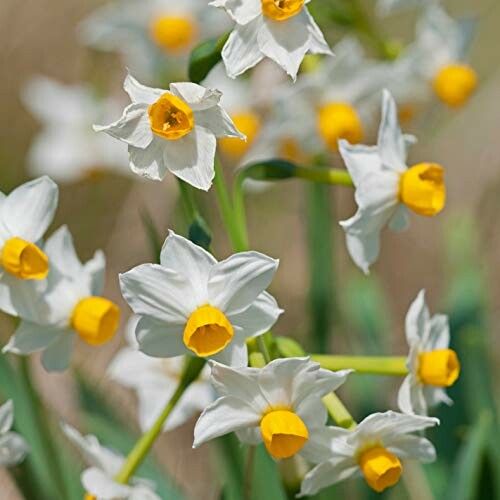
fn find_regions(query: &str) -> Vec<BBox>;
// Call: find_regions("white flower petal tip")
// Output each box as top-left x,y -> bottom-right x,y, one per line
0,400 -> 29,466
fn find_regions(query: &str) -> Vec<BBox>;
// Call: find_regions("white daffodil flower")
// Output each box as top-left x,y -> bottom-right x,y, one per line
22,77 -> 129,183
120,230 -> 282,367
62,423 -> 160,500
398,290 -> 459,416
0,176 -> 58,316
299,411 -> 439,496
408,5 -> 477,107
79,0 -> 228,82
0,401 -> 29,467
3,226 -> 120,372
109,315 -> 214,432
194,357 -> 352,462
211,0 -> 332,80
94,74 -> 244,191
339,89 -> 446,274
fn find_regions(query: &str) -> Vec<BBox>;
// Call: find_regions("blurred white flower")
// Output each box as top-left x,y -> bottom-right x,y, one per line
299,411 -> 438,496
339,90 -> 446,274
62,423 -> 160,500
398,290 -> 459,416
3,226 -> 120,372
119,230 -> 282,368
194,357 -> 352,462
377,0 -> 431,16
0,401 -> 29,467
79,0 -> 228,82
109,315 -> 214,432
0,177 -> 58,316
95,74 -> 244,191
211,0 -> 332,80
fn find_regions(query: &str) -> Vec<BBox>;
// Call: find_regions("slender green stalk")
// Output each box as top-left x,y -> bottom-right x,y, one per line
322,392 -> 356,430
177,178 -> 200,222
243,445 -> 256,500
114,357 -> 205,484
295,166 -> 353,186
311,355 -> 409,375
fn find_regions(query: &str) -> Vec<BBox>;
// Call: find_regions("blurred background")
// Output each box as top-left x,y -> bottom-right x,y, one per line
0,0 -> 499,498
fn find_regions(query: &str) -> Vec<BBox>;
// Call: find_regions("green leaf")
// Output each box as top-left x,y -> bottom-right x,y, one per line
275,337 -> 307,358
189,33 -> 229,84
140,207 -> 163,263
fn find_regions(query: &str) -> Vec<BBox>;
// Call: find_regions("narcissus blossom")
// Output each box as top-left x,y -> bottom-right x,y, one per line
0,401 -> 29,467
299,411 -> 438,496
0,177 -> 58,316
339,90 -> 446,274
120,231 -> 282,367
109,315 -> 214,432
211,0 -> 332,80
94,74 -> 244,190
3,226 -> 120,372
398,290 -> 459,416
194,357 -> 352,462
62,424 -> 160,500
22,77 -> 129,183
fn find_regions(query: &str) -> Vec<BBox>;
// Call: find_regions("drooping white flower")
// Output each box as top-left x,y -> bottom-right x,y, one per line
3,226 -> 120,372
339,89 -> 446,274
79,0 -> 228,82
22,77 -> 129,183
109,315 -> 214,432
0,401 -> 29,467
211,0 -> 332,80
194,357 -> 352,462
94,74 -> 244,190
0,176 -> 58,316
407,5 -> 477,107
398,290 -> 459,416
62,423 -> 160,500
299,411 -> 439,496
119,230 -> 282,367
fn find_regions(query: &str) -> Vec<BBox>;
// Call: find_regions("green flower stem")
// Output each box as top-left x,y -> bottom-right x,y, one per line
177,178 -> 200,222
311,355 -> 409,375
295,166 -> 354,186
114,357 -> 206,484
322,392 -> 357,430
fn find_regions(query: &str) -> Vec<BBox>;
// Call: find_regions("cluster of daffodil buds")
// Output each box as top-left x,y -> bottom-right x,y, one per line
1,0 -> 480,498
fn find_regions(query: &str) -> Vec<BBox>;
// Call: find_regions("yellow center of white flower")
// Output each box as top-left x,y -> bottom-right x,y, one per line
261,0 -> 305,21
1,237 -> 49,280
84,494 -> 96,500
71,297 -> 120,346
149,15 -> 198,52
359,446 -> 403,493
398,103 -> 417,123
317,102 -> 364,152
399,163 -> 446,216
183,305 -> 234,357
433,64 -> 478,108
260,409 -> 309,459
148,93 -> 195,140
219,112 -> 261,158
418,349 -> 460,387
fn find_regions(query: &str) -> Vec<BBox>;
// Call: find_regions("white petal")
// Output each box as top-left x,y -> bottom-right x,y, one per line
425,313 -> 450,350
94,103 -> 153,149
193,396 -> 260,448
163,126 -> 216,191
397,374 -> 428,416
338,141 -> 382,188
83,250 -> 106,296
0,401 -> 13,434
222,19 -> 265,78
423,386 -> 453,409
0,275 -> 46,318
209,335 -> 248,367
227,291 -> 282,339
304,8 -> 333,56
235,427 -> 262,445
135,315 -> 186,359
3,321 -> 65,355
194,105 -> 245,139
0,433 -> 29,466
119,264 -> 194,324
211,0 -> 262,25
385,435 -> 437,463
388,205 -> 410,231
405,289 -> 430,344
169,83 -> 221,111
129,137 -> 168,181
1,176 -> 58,242
377,89 -> 407,172
43,225 -> 83,278
207,251 -> 278,315
82,467 -> 131,498
300,426 -> 352,465
41,333 -> 75,373
124,73 -> 164,105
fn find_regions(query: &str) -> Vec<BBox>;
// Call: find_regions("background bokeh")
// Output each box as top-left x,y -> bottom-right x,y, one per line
0,0 -> 499,498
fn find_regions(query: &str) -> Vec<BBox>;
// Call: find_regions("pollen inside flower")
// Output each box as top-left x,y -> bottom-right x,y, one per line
183,305 -> 234,357
71,297 -> 120,346
317,102 -> 363,152
359,447 -> 403,493
260,409 -> 309,459
418,349 -> 460,387
1,237 -> 49,280
148,93 -> 195,140
399,163 -> 446,216
149,15 -> 198,52
433,64 -> 478,108
261,0 -> 305,21
219,112 -> 261,158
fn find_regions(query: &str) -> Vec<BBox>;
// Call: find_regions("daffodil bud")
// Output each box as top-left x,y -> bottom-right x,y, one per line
261,0 -> 305,21
433,64 -> 478,108
317,103 -> 363,152
149,15 -> 198,52
1,237 -> 49,280
418,349 -> 460,387
359,447 -> 403,493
